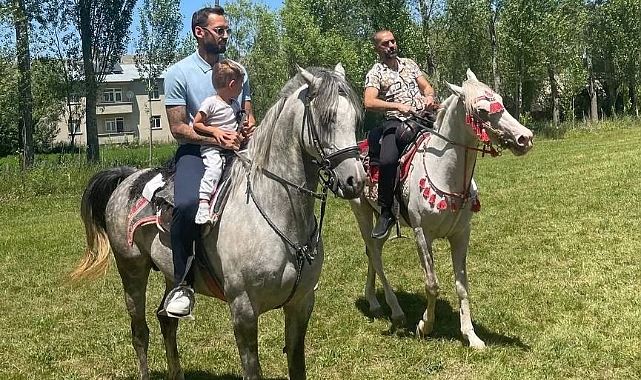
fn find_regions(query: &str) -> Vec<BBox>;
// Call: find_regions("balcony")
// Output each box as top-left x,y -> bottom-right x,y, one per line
96,102 -> 133,115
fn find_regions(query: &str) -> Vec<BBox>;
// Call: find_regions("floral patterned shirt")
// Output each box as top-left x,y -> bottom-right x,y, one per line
364,57 -> 426,120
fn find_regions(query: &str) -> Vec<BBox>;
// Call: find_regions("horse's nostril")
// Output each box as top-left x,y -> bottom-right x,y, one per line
517,135 -> 531,147
346,176 -> 355,187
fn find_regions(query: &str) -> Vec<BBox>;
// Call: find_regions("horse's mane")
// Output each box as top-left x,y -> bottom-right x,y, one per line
228,67 -> 363,192
434,94 -> 456,131
250,67 -> 362,171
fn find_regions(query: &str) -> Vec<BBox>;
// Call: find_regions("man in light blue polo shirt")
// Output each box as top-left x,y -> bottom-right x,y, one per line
161,6 -> 256,318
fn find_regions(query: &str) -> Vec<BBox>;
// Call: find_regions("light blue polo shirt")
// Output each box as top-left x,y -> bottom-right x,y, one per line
164,51 -> 251,142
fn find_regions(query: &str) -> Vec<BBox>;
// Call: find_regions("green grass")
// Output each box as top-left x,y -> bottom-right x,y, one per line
2,126 -> 641,379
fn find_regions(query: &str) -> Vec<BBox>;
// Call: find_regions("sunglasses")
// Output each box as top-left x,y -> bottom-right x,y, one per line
203,26 -> 232,36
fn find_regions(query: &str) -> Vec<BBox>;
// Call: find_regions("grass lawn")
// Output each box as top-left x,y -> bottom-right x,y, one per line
1,126 -> 641,379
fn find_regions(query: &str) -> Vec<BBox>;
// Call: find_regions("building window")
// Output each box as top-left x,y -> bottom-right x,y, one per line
151,85 -> 160,100
102,88 -> 123,103
68,119 -> 81,134
105,117 -> 125,133
151,116 -> 161,130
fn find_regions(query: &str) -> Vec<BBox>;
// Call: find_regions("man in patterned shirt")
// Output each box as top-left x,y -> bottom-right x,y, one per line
364,29 -> 436,238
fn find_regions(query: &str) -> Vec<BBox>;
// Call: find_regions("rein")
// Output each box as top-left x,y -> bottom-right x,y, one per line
242,90 -> 358,309
412,112 -> 501,157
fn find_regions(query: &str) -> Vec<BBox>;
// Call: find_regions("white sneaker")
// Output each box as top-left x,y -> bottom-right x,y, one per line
195,204 -> 210,225
165,287 -> 195,316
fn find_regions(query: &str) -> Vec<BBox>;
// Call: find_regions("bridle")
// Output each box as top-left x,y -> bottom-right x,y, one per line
242,87 -> 359,308
413,90 -> 507,206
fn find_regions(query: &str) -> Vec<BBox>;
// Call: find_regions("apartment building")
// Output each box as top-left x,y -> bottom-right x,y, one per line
54,56 -> 174,145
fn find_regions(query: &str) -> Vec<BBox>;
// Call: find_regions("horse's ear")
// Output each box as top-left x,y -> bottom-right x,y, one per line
446,82 -> 464,99
334,63 -> 346,78
296,64 -> 321,91
466,68 -> 478,81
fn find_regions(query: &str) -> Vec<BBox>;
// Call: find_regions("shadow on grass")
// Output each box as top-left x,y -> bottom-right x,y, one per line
355,290 -> 530,350
120,370 -> 287,380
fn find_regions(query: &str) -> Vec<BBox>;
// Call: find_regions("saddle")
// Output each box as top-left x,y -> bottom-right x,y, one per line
125,156 -> 238,302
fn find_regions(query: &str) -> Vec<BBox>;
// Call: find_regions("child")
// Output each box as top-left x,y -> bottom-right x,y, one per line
193,59 -> 245,224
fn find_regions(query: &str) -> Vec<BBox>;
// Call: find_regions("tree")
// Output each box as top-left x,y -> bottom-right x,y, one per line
41,1 -> 85,147
225,0 -> 288,119
135,0 -> 181,164
75,0 -> 137,163
11,0 -> 34,168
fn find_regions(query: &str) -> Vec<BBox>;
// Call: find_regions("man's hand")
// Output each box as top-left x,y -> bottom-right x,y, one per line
241,113 -> 257,139
396,103 -> 414,115
211,128 -> 244,150
424,94 -> 438,110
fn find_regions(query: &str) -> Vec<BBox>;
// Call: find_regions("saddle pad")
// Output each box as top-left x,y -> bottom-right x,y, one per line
358,131 -> 430,185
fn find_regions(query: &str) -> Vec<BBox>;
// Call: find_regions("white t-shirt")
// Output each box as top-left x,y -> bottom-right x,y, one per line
197,95 -> 240,135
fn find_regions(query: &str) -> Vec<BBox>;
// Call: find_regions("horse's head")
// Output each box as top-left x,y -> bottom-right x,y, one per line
446,69 -> 533,156
296,64 -> 365,199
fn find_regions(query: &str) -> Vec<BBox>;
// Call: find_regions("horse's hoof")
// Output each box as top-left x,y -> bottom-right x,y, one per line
370,306 -> 384,319
465,335 -> 486,350
416,319 -> 434,339
391,314 -> 406,328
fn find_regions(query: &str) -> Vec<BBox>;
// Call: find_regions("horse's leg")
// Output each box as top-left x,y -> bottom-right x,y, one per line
157,281 -> 184,380
350,199 -> 405,326
364,246 -> 382,316
449,228 -> 486,349
414,227 -> 439,338
114,256 -> 153,380
283,290 -> 315,380
230,294 -> 262,379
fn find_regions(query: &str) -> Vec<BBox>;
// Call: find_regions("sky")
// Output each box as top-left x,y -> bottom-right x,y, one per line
170,0 -> 282,37
124,0 -> 282,53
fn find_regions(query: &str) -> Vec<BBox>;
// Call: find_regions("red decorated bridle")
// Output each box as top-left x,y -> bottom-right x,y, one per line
415,89 -> 507,210
464,91 -> 506,157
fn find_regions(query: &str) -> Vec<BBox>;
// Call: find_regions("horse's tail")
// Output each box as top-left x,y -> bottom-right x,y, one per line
70,166 -> 137,281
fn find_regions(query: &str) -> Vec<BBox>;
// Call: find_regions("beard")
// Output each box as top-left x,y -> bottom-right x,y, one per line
384,48 -> 398,59
204,40 -> 226,55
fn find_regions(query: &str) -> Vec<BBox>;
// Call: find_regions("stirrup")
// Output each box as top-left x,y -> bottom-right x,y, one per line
158,287 -> 196,320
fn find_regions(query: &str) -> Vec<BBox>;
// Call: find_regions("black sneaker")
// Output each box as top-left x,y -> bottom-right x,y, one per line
372,213 -> 396,239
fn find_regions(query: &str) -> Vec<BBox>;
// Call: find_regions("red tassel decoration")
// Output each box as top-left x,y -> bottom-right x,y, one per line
480,129 -> 489,142
465,114 -> 473,125
423,188 -> 430,199
419,177 -> 427,189
471,198 -> 481,212
428,194 -> 436,205
358,139 -> 369,153
437,199 -> 447,210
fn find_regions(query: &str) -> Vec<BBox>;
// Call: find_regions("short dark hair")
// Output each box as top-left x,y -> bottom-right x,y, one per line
212,59 -> 244,89
191,6 -> 225,37
372,29 -> 393,45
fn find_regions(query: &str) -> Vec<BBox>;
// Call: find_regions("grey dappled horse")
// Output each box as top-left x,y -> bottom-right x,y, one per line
72,64 -> 365,380
350,69 -> 533,349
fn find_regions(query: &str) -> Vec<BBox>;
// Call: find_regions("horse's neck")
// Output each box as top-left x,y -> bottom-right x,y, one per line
423,97 -> 478,193
250,99 -> 319,236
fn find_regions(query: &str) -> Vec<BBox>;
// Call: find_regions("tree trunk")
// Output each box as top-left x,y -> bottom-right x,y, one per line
514,57 -> 523,120
489,7 -> 501,91
548,64 -> 560,125
418,0 -> 437,77
631,79 -> 638,118
79,0 -> 100,163
14,0 -> 34,169
587,55 -> 598,123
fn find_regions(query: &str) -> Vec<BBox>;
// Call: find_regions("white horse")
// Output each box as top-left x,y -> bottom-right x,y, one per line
349,69 -> 533,349
72,64 -> 365,379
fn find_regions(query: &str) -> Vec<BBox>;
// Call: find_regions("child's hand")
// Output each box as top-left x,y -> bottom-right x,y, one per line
211,128 -> 243,150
